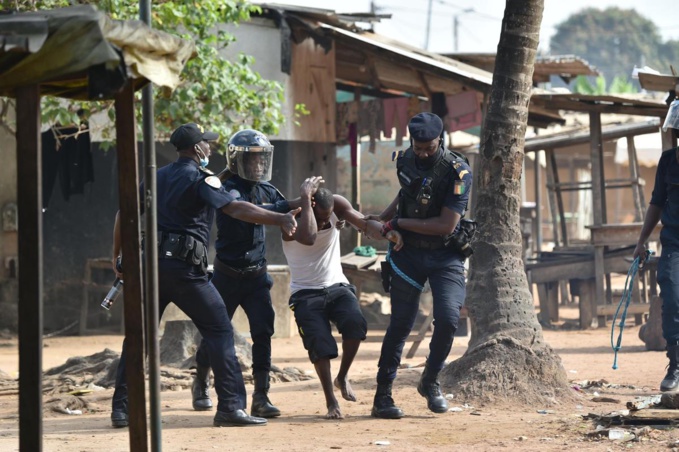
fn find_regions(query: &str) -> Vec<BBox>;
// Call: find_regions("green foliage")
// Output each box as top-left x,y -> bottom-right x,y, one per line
551,7 -> 675,86
572,74 -> 637,95
3,0 -> 293,145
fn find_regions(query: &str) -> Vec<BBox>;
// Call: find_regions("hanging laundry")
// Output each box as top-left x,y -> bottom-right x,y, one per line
357,99 -> 383,152
382,97 -> 409,146
41,124 -> 94,209
446,91 -> 482,132
335,102 -> 351,145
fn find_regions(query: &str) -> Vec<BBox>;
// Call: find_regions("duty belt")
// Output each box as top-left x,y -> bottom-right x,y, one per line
157,232 -> 208,273
213,256 -> 267,279
405,238 -> 447,250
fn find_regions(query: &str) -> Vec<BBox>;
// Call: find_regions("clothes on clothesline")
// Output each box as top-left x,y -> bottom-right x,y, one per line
445,91 -> 482,132
334,93 -> 479,148
41,125 -> 94,209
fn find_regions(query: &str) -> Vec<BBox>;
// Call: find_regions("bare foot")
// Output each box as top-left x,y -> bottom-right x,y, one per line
334,376 -> 356,402
325,403 -> 344,420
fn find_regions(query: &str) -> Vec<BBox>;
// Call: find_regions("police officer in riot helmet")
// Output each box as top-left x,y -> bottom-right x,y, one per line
191,128 -> 302,418
226,129 -> 274,182
369,112 -> 474,419
110,123 -> 300,428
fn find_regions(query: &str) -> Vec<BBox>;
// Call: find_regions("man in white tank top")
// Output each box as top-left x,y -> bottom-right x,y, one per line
282,178 -> 402,419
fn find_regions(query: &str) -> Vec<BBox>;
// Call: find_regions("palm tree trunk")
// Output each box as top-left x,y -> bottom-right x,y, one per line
441,0 -> 572,405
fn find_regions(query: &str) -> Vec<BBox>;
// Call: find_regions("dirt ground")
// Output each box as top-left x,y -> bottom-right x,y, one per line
0,305 -> 678,452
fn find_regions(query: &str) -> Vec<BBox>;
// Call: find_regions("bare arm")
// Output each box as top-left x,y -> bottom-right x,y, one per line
112,210 -> 122,279
222,201 -> 300,236
284,177 -> 323,245
287,176 -> 325,210
633,204 -> 662,263
373,194 -> 400,222
333,195 -> 403,250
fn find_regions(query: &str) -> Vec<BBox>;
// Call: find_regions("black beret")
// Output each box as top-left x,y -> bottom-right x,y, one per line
408,112 -> 443,142
170,123 -> 219,150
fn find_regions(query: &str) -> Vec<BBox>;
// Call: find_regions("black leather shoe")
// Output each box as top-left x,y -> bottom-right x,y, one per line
417,379 -> 448,413
111,410 -> 129,428
213,409 -> 267,427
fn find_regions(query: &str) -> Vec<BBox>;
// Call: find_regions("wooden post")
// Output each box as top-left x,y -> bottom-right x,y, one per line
590,112 -> 606,327
544,149 -> 561,247
534,150 -> 543,254
626,136 -> 645,221
16,84 -> 43,452
115,83 -> 148,452
350,88 -> 361,248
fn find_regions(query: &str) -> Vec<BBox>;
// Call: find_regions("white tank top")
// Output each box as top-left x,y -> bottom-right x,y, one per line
282,212 -> 349,294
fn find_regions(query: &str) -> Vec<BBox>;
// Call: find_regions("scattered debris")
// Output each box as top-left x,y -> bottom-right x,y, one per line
571,379 -> 638,391
537,409 -> 555,415
592,397 -> 621,404
627,395 -> 662,411
374,440 -> 390,446
514,436 -> 528,441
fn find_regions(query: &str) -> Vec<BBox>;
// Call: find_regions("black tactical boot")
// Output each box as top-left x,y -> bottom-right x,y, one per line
371,382 -> 404,419
213,409 -> 267,427
111,395 -> 128,428
661,343 -> 679,392
251,371 -> 281,418
192,365 -> 213,411
417,365 -> 448,413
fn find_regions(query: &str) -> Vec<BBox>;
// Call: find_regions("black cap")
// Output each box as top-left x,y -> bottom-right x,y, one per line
408,112 -> 443,142
170,123 -> 219,150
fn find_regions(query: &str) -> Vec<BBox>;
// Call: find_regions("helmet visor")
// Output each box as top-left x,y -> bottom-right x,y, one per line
234,148 -> 273,181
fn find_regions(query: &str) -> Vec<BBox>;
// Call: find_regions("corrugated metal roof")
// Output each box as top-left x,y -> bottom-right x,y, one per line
531,93 -> 668,117
443,53 -> 600,82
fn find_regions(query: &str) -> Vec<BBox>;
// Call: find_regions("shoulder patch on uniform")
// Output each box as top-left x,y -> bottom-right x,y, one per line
453,163 -> 470,180
228,189 -> 241,198
205,176 -> 222,189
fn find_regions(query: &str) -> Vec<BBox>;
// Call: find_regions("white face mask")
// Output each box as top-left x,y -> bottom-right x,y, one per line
195,144 -> 209,168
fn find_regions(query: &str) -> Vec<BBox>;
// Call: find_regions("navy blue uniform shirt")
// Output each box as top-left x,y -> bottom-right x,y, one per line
153,157 -> 236,247
215,176 -> 289,267
650,147 -> 679,251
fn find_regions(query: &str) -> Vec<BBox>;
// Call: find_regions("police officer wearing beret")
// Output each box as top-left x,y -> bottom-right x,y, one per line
109,123 -> 300,428
191,129 -> 309,418
370,112 -> 473,419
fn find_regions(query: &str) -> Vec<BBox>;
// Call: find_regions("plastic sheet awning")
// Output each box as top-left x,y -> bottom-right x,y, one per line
0,5 -> 195,99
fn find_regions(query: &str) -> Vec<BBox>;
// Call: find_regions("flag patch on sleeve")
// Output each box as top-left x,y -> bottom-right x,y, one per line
454,180 -> 466,195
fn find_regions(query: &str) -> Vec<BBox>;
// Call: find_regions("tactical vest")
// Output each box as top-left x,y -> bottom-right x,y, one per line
396,147 -> 467,219
395,147 -> 468,249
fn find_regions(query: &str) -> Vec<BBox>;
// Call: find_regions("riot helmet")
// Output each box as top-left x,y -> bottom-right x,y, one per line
227,129 -> 274,182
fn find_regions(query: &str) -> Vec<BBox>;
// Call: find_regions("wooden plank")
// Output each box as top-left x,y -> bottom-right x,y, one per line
638,72 -> 679,92
524,120 -> 660,154
628,409 -> 679,420
16,84 -> 43,452
596,303 -> 650,316
527,253 -> 633,284
626,136 -> 644,221
341,253 -> 379,270
588,223 -> 661,247
290,39 -> 336,142
115,83 -> 148,452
